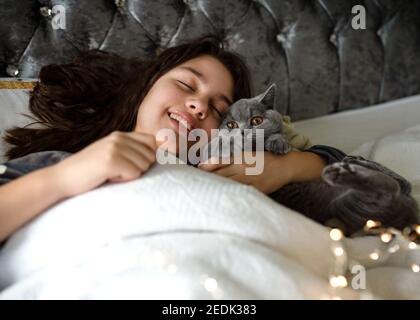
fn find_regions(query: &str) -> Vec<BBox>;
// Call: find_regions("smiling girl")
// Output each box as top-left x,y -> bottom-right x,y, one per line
0,35 -> 346,242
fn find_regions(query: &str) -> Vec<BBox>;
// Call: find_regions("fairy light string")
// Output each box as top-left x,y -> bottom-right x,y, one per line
327,220 -> 420,299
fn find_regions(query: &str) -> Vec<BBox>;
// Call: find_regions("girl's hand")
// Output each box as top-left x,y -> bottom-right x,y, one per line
51,131 -> 157,197
198,151 -> 293,194
198,150 -> 326,194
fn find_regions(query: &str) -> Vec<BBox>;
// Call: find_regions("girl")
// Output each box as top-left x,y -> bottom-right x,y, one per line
0,35 -> 345,243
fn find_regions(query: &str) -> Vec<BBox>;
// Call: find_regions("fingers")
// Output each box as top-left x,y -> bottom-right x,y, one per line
120,145 -> 154,172
197,160 -> 254,186
125,132 -> 157,153
198,156 -> 232,172
108,150 -> 152,182
211,165 -> 236,177
106,131 -> 158,182
123,136 -> 156,163
109,131 -> 157,164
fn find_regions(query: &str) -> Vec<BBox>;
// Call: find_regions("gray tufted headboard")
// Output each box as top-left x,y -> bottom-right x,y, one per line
1,0 -> 420,120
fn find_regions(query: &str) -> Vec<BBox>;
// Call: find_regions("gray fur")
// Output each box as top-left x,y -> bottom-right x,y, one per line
215,84 -> 292,156
216,84 -> 420,236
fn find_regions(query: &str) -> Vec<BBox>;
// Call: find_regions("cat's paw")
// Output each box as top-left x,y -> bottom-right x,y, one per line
322,161 -> 400,194
342,155 -> 412,195
265,134 -> 291,155
322,162 -> 359,187
342,155 -> 367,163
342,155 -> 392,175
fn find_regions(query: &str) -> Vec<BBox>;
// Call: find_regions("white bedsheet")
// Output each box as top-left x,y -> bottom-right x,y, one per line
294,94 -> 420,154
0,147 -> 419,300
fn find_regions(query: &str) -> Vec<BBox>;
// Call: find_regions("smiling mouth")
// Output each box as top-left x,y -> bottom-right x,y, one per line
168,112 -> 192,132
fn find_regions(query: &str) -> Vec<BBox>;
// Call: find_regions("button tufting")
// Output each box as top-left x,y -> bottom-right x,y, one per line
276,33 -> 286,43
329,33 -> 338,46
6,65 -> 19,77
0,165 -> 7,175
39,6 -> 52,17
115,0 -> 125,8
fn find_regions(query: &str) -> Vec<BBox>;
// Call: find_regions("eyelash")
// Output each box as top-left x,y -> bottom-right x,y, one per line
177,80 -> 224,118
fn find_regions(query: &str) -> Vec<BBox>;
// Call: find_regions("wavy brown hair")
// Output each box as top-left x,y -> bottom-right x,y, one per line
4,35 -> 252,161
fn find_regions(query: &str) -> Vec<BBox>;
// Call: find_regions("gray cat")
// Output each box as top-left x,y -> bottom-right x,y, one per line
214,84 -> 420,236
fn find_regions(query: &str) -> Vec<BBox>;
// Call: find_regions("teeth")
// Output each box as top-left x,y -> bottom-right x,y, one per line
169,113 -> 192,130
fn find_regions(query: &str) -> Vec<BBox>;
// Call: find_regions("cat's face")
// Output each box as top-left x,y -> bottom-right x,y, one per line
219,84 -> 283,138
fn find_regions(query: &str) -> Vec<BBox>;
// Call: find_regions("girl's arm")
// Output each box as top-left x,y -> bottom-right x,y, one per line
0,165 -> 66,242
0,131 -> 157,243
199,149 -> 341,194
284,150 -> 327,183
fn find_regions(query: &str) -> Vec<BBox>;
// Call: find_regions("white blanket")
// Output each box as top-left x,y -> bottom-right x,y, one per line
1,140 -> 420,299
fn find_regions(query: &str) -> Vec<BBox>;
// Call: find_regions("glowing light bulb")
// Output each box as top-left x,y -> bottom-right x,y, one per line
380,232 -> 393,243
409,242 -> 417,250
388,244 -> 400,253
330,229 -> 343,241
204,277 -> 218,292
369,252 -> 379,260
412,264 -> 420,273
329,275 -> 348,288
366,220 -> 380,229
334,247 -> 344,257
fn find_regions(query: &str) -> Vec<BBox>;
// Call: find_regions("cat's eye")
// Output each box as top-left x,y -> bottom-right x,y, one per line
226,121 -> 239,129
250,116 -> 263,126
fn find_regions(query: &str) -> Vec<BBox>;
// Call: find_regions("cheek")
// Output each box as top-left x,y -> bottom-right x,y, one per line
137,85 -> 180,120
147,95 -> 173,112
143,81 -> 182,110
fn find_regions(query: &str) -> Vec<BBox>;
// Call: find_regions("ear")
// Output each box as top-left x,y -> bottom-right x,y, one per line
257,83 -> 276,109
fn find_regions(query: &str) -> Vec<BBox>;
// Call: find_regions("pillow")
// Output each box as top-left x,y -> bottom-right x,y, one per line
350,123 -> 420,204
0,78 -> 37,163
0,85 -> 35,163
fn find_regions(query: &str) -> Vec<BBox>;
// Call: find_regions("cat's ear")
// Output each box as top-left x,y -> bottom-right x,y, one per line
256,83 -> 276,109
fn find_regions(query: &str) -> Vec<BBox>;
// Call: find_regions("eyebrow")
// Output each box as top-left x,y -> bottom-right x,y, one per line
178,66 -> 233,106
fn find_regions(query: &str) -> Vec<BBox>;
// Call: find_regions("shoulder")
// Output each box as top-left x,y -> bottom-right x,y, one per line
6,150 -> 72,166
0,150 -> 72,187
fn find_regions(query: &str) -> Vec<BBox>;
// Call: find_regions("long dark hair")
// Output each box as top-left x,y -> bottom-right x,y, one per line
4,35 -> 252,160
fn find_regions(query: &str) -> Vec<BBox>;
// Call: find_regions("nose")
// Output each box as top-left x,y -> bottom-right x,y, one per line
186,98 -> 208,120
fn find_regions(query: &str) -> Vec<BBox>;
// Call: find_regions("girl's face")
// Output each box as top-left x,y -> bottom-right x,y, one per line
134,54 -> 234,154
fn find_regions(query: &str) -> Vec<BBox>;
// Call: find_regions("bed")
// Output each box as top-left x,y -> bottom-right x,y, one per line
1,0 -> 420,300
0,89 -> 419,299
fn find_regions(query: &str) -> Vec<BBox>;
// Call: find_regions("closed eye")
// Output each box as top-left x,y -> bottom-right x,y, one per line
210,103 -> 223,118
177,80 -> 224,118
177,80 -> 194,91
